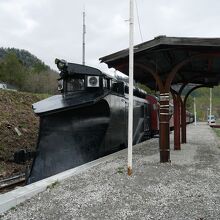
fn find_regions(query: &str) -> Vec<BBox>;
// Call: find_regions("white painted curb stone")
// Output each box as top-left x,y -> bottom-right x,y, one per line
0,148 -> 127,214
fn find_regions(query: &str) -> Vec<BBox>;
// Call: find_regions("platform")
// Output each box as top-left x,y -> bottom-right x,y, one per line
1,123 -> 220,219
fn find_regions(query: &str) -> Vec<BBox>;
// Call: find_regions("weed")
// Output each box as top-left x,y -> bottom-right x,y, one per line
117,167 -> 124,174
47,180 -> 59,190
10,206 -> 16,211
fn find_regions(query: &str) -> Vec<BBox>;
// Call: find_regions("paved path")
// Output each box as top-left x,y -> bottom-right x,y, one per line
1,123 -> 220,220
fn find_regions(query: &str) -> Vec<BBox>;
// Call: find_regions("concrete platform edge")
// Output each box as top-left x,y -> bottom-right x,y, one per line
0,148 -> 127,214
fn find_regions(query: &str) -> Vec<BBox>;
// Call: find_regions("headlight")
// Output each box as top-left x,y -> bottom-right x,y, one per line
87,76 -> 99,87
58,62 -> 65,69
55,58 -> 68,71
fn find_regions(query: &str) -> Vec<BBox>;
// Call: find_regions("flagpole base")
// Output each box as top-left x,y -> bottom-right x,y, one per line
128,166 -> 132,176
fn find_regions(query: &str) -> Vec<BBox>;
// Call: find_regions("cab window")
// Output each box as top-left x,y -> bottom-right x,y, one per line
67,78 -> 85,92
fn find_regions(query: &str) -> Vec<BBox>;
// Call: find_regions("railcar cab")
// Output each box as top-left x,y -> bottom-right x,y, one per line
55,59 -> 148,100
55,59 -> 112,96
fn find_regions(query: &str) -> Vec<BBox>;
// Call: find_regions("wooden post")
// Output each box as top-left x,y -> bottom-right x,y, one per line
174,95 -> 181,150
159,92 -> 170,162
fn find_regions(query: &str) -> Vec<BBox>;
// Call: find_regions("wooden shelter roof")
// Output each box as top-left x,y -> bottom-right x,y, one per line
100,36 -> 220,90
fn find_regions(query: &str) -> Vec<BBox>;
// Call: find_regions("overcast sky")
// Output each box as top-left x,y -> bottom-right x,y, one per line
1,0 -> 220,73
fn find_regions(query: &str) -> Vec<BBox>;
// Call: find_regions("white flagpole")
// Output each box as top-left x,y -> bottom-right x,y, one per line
128,0 -> 134,176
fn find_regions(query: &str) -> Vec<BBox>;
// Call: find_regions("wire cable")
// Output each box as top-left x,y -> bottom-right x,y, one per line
135,0 -> 144,42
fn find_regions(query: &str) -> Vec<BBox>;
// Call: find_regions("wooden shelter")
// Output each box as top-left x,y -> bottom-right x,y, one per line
100,36 -> 220,162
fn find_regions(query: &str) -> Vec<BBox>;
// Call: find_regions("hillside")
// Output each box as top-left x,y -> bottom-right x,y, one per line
0,90 -> 48,179
0,47 -> 49,70
187,86 -> 220,121
0,47 -> 58,94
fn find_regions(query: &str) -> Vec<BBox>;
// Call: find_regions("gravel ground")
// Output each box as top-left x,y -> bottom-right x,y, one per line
1,123 -> 220,220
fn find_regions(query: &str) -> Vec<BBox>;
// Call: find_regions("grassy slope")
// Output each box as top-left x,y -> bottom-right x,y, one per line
213,128 -> 220,138
188,86 -> 220,121
0,90 -> 48,178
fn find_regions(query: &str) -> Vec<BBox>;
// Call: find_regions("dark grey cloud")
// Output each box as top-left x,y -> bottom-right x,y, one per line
0,0 -> 220,73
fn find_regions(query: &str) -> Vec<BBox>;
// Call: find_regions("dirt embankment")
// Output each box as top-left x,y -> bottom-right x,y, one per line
0,90 -> 48,179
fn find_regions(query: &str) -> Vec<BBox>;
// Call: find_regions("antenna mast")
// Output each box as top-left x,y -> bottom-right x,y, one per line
82,7 -> 86,65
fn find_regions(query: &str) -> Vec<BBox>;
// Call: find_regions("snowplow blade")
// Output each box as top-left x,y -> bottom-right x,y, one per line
27,100 -> 110,184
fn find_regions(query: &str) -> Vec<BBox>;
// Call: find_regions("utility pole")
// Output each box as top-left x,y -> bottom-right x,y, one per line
209,88 -> 212,124
128,0 -> 134,176
82,7 -> 86,65
194,97 -> 197,126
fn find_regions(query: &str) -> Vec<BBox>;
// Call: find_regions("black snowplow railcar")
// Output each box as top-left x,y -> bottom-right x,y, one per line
27,59 -> 151,183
